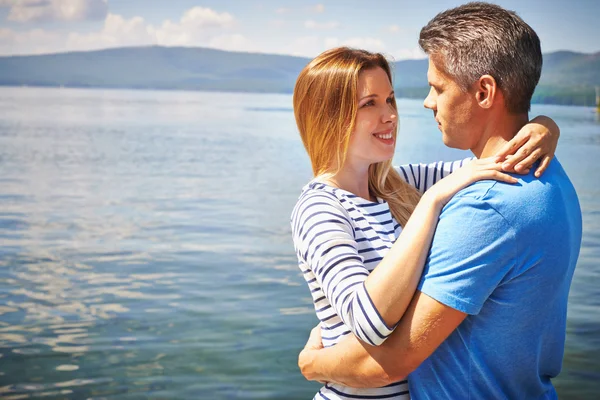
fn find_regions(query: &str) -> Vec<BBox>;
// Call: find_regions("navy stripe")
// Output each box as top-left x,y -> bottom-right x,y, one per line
363,256 -> 383,264
298,208 -> 352,237
369,209 -> 391,217
320,313 -> 336,322
304,228 -> 348,260
398,165 -> 410,183
356,235 -> 391,243
356,202 -> 383,208
325,385 -> 409,398
385,380 -> 409,387
326,268 -> 367,300
332,279 -> 364,306
321,321 -> 345,331
358,245 -> 388,254
356,321 -> 377,346
423,163 -> 429,190
362,282 -> 396,332
317,389 -> 333,400
314,251 -> 357,275
408,164 -> 417,187
355,225 -> 395,236
315,303 -> 332,313
318,255 -> 362,281
320,243 -> 355,257
302,219 -> 348,242
356,294 -> 386,340
321,330 -> 352,341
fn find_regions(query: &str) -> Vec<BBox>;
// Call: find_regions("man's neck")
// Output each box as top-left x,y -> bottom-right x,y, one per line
473,112 -> 530,158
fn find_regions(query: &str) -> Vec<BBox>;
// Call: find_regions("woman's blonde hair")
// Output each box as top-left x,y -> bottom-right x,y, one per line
293,47 -> 421,226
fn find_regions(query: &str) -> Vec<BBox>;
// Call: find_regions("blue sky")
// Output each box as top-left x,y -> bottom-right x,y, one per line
0,0 -> 598,58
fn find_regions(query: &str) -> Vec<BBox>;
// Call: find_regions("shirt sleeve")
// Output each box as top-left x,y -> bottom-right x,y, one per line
395,157 -> 473,193
417,192 -> 517,315
291,191 -> 396,346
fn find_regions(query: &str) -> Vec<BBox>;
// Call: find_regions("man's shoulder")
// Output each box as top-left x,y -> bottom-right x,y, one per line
442,158 -> 577,225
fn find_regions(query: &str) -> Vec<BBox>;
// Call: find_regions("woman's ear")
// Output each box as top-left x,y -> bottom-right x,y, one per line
475,75 -> 497,109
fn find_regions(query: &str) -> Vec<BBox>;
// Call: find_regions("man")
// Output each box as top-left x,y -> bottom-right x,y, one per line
298,2 -> 582,398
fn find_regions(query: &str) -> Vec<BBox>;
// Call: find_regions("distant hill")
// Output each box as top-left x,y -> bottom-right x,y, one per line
0,46 -> 598,106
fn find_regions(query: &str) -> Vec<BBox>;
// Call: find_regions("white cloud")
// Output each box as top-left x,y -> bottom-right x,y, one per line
394,46 -> 426,60
269,19 -> 286,28
7,0 -> 108,22
287,35 -> 321,57
387,25 -> 403,33
0,27 -> 65,55
310,4 -> 325,13
66,13 -> 151,51
304,20 -> 339,30
0,6 -> 242,55
325,37 -> 387,53
152,7 -> 235,47
208,34 -> 252,52
275,7 -> 290,14
0,0 -> 16,7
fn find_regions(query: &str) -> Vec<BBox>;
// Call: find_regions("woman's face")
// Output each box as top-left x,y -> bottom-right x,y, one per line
347,67 -> 397,169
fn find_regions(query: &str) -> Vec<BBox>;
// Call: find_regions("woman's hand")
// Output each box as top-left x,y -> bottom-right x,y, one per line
427,157 -> 518,207
494,115 -> 560,178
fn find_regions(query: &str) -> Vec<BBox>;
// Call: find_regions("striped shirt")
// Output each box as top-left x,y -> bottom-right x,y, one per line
291,158 -> 470,400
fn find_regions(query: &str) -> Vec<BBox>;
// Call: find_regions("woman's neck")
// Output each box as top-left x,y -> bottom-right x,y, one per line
322,164 -> 374,202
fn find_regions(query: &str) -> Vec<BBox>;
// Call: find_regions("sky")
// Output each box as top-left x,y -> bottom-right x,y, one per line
0,0 -> 598,59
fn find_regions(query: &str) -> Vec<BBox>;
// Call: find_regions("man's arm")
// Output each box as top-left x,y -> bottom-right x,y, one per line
299,190 -> 516,388
299,290 -> 466,388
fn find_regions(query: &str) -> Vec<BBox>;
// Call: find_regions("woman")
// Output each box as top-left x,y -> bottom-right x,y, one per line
290,47 -> 559,399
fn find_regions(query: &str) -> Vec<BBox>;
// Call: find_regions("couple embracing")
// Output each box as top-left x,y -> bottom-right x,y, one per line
290,2 -> 582,399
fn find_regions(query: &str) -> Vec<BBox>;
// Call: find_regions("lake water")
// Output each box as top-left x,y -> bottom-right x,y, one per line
0,87 -> 598,399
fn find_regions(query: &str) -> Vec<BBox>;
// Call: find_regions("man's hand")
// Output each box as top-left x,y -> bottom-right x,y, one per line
299,325 -> 327,384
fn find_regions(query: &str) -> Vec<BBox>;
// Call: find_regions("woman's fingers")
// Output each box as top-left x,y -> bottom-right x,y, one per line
501,141 -> 538,170
495,131 -> 529,160
479,170 -> 518,184
514,148 -> 543,172
534,155 -> 552,178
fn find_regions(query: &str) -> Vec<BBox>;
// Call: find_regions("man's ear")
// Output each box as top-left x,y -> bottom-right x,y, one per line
475,75 -> 497,109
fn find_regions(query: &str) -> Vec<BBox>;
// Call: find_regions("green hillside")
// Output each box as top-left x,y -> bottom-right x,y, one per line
0,46 -> 597,106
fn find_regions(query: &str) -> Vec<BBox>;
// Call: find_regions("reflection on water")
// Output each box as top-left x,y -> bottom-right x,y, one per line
0,87 -> 599,399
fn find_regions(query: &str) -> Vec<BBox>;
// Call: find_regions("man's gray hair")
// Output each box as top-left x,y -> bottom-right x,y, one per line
419,2 -> 542,114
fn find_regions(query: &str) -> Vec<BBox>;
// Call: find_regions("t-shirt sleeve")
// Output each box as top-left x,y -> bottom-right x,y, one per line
417,194 -> 517,315
395,157 -> 473,193
291,191 -> 396,346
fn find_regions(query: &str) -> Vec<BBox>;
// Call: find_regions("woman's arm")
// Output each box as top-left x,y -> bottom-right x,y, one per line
364,158 -> 516,328
396,115 -> 560,192
293,159 -> 516,347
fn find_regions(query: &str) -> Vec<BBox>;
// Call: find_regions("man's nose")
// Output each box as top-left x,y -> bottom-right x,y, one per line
423,87 -> 436,110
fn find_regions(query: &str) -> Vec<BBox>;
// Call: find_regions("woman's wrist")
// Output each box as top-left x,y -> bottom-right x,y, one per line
419,188 -> 445,213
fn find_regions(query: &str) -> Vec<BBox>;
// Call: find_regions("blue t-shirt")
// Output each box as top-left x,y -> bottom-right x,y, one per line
408,159 -> 582,399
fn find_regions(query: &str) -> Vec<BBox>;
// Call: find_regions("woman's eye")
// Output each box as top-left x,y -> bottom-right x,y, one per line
386,97 -> 394,104
361,100 -> 374,108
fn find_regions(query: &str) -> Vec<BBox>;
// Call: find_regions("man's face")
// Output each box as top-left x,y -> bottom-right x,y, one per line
423,57 -> 480,150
